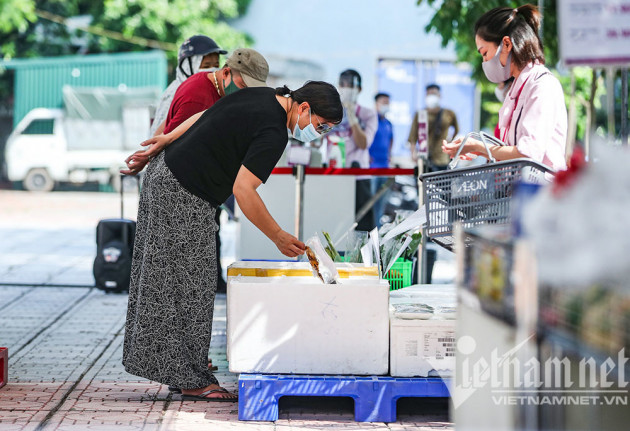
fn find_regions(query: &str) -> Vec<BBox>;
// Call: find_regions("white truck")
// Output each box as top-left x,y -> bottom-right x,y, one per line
4,85 -> 159,191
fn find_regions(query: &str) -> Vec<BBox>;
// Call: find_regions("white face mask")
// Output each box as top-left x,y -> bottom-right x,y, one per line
290,110 -> 321,143
198,67 -> 219,73
377,105 -> 390,116
425,94 -> 440,109
339,87 -> 358,104
482,42 -> 512,84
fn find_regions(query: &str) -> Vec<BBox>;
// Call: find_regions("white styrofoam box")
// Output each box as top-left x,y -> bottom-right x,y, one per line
227,278 -> 390,375
390,318 -> 456,377
225,261 -> 379,360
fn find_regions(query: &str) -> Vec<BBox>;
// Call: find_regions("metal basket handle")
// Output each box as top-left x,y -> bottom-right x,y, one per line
479,130 -> 506,148
448,131 -> 503,169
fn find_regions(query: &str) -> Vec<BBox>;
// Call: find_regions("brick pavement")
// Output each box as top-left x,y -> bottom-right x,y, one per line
0,286 -> 453,430
0,190 -> 454,430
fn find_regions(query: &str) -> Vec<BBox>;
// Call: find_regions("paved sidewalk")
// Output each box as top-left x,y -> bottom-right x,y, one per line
0,286 -> 452,430
0,190 -> 139,287
0,190 -> 454,430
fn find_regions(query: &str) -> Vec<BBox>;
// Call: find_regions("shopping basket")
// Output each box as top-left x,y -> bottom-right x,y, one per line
420,132 -> 554,250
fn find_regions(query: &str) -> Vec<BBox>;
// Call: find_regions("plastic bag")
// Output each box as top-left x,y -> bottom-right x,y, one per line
380,234 -> 410,275
380,209 -> 426,244
305,236 -> 340,284
392,303 -> 434,319
434,306 -> 457,320
379,209 -> 424,274
344,230 -> 368,263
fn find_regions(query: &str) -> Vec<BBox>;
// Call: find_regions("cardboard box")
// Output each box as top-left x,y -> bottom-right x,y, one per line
390,318 -> 455,377
227,278 -> 389,375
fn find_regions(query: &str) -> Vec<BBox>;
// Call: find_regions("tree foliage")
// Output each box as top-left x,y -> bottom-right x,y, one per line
0,0 -> 35,34
0,0 -> 252,59
87,0 -> 253,58
0,0 -> 252,101
418,0 -> 558,81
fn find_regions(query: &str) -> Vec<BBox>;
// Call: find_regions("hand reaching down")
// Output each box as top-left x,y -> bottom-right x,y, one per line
273,230 -> 306,258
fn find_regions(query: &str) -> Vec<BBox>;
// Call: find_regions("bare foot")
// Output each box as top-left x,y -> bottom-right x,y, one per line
181,383 -> 237,399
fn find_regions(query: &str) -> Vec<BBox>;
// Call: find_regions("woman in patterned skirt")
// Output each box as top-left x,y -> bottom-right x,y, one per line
120,81 -> 342,401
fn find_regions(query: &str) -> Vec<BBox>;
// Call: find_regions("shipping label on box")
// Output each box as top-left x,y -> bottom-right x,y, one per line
401,329 -> 455,359
390,319 -> 456,377
422,331 -> 456,360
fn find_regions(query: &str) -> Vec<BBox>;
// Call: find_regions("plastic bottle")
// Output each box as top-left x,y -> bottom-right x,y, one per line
329,142 -> 342,168
337,139 -> 346,167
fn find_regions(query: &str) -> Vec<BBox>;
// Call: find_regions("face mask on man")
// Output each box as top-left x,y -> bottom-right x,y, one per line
482,42 -> 513,84
377,105 -> 390,116
290,109 -> 321,143
338,87 -> 358,105
198,67 -> 219,73
223,71 -> 241,96
425,94 -> 440,109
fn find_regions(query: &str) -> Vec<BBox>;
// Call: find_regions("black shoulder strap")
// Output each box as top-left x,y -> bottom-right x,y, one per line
431,109 -> 444,140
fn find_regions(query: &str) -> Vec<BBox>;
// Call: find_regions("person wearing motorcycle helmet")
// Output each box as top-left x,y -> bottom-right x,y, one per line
177,35 -> 228,78
150,35 -> 227,136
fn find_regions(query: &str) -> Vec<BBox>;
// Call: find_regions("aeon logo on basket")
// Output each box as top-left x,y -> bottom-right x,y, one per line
451,335 -> 630,409
458,179 -> 488,192
451,173 -> 492,198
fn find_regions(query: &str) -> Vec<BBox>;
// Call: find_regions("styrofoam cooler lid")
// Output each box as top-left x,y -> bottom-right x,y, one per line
227,260 -> 379,279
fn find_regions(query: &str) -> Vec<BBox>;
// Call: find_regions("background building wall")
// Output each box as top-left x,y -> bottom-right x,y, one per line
232,0 -> 477,159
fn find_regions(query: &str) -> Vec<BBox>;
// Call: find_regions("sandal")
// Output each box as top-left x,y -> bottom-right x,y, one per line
167,359 -> 219,394
181,387 -> 238,402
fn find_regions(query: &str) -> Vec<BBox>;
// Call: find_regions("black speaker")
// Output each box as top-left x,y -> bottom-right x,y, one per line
93,174 -> 140,293
93,219 -> 136,293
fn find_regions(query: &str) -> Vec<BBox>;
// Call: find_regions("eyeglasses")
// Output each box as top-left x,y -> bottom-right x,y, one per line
313,114 -> 333,134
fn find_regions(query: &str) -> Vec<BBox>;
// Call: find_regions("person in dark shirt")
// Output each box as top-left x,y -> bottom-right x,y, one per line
130,48 -> 270,299
121,82 -> 342,401
408,84 -> 459,171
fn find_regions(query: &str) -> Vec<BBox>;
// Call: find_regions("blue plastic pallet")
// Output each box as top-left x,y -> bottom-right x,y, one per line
238,374 -> 451,422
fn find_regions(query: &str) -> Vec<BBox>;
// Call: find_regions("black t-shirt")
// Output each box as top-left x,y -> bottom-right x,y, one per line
164,87 -> 287,207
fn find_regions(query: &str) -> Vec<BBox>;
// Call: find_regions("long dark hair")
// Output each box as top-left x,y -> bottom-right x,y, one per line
475,4 -> 545,69
275,81 -> 343,125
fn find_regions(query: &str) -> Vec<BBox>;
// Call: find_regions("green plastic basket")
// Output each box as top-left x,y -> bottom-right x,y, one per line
385,258 -> 413,290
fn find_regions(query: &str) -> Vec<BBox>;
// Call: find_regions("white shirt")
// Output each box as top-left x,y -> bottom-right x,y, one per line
498,62 -> 568,171
326,104 -> 378,179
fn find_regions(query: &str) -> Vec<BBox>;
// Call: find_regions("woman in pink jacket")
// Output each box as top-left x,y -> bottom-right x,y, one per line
443,4 -> 567,171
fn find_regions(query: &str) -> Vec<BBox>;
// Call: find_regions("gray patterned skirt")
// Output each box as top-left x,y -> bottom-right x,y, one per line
122,151 -> 219,389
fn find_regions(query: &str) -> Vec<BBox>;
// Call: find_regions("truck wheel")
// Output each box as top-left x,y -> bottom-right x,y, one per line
24,168 -> 55,192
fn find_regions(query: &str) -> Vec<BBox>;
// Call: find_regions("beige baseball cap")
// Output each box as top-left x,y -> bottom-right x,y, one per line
225,48 -> 269,87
